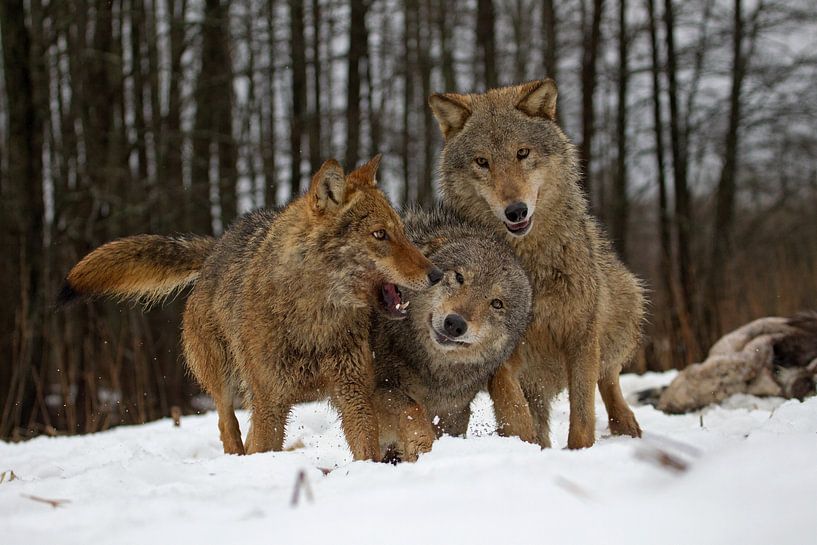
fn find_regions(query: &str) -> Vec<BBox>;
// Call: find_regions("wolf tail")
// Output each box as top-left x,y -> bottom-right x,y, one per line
58,234 -> 216,307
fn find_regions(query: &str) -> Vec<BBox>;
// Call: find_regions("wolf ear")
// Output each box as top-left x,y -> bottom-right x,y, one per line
428,93 -> 472,139
348,154 -> 382,188
516,79 -> 558,120
310,159 -> 346,214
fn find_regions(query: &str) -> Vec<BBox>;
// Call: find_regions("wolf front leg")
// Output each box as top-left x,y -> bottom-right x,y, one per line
327,350 -> 381,462
374,388 -> 436,462
566,332 -> 601,449
488,350 -> 535,443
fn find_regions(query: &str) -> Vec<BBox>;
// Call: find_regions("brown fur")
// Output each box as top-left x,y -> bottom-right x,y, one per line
61,156 -> 441,460
430,79 -> 645,448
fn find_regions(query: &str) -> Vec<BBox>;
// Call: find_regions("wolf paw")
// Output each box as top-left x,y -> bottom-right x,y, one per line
609,411 -> 642,438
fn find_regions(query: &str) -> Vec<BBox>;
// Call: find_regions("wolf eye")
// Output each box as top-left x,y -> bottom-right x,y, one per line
491,299 -> 504,309
475,157 -> 489,168
517,148 -> 530,160
372,229 -> 388,240
455,272 -> 464,284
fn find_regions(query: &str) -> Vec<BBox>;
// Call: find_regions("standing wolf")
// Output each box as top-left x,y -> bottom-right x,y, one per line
371,207 -> 532,461
60,156 -> 443,460
429,79 -> 645,449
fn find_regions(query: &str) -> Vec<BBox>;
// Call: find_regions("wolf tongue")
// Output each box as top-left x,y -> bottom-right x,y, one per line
382,283 -> 402,310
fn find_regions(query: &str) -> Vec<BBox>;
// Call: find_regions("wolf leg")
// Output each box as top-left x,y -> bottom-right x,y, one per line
434,406 -> 470,438
523,387 -> 553,449
373,389 -> 434,462
488,351 -> 535,443
244,399 -> 290,454
598,371 -> 641,438
182,301 -> 244,455
566,334 -> 601,449
327,351 -> 381,462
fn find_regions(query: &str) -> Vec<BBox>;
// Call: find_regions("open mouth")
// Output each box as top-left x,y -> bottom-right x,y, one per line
504,218 -> 532,236
380,283 -> 410,319
428,317 -> 471,348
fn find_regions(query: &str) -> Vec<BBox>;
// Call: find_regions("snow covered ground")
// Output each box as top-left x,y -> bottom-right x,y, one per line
2,371 -> 816,545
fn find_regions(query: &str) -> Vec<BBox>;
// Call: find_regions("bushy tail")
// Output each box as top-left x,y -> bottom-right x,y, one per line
58,234 -> 216,307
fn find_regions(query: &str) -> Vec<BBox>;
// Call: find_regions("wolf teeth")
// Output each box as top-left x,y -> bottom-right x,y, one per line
402,301 -> 410,309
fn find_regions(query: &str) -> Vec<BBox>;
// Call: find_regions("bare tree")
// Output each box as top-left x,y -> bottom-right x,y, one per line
610,0 -> 629,258
289,0 -> 307,191
579,0 -> 605,197
344,0 -> 370,169
477,0 -> 498,88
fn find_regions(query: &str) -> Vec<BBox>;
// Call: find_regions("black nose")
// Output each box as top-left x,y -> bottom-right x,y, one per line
443,314 -> 468,338
504,202 -> 528,223
428,268 -> 443,285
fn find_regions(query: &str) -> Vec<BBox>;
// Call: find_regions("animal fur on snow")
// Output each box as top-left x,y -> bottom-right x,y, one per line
656,313 -> 817,414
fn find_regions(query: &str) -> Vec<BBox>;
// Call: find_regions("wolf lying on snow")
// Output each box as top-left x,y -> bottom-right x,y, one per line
371,207 -> 532,461
60,156 -> 442,460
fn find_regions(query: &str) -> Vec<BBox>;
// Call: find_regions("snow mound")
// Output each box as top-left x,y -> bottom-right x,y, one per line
2,372 -> 816,545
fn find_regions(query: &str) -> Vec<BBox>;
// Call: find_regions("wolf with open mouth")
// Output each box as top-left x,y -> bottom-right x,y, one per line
371,206 -> 532,462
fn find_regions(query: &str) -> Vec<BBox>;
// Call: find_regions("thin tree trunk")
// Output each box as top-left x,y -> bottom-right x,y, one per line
438,0 -> 458,91
0,0 -> 45,438
611,0 -> 628,258
415,0 -> 434,205
402,0 -> 416,205
308,0 -> 323,175
664,0 -> 699,356
264,0 -> 279,207
706,0 -> 748,338
542,0 -> 558,81
289,0 -> 307,191
579,0 -> 604,197
344,0 -> 369,169
476,0 -> 497,88
646,0 -> 691,369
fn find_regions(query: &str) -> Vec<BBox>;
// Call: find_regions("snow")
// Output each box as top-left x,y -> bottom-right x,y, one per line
2,372 -> 816,545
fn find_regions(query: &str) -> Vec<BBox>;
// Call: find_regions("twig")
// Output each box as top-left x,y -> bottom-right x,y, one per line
290,470 -> 314,507
554,476 -> 595,501
22,494 -> 70,508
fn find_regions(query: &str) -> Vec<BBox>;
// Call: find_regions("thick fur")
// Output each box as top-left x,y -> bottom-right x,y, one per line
371,207 -> 532,461
430,79 -> 645,448
61,156 -> 440,460
59,235 -> 215,307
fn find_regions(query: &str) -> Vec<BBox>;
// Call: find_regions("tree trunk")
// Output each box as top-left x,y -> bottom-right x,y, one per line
190,0 -> 235,233
308,0 -> 323,175
344,0 -> 369,170
289,0 -> 307,191
415,0 -> 434,206
0,0 -> 45,438
663,0 -> 699,355
476,0 -> 497,89
264,0 -> 279,207
402,0 -> 417,205
578,0 -> 604,197
706,0 -> 747,338
611,0 -> 628,259
438,0 -> 458,91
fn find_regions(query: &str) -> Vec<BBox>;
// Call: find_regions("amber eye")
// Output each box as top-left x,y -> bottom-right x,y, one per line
372,229 -> 388,240
455,272 -> 464,285
491,299 -> 504,309
475,157 -> 489,168
517,148 -> 530,160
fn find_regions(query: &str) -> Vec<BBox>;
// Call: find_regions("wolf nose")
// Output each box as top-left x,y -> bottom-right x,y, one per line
504,202 -> 528,223
443,314 -> 468,338
428,268 -> 444,286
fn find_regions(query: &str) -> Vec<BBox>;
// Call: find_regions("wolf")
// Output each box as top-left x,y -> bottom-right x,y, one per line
60,156 -> 443,460
370,206 -> 532,461
429,79 -> 645,449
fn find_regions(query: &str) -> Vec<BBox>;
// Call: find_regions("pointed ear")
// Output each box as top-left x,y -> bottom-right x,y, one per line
348,154 -> 382,188
309,159 -> 346,214
428,93 -> 472,138
516,79 -> 558,120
